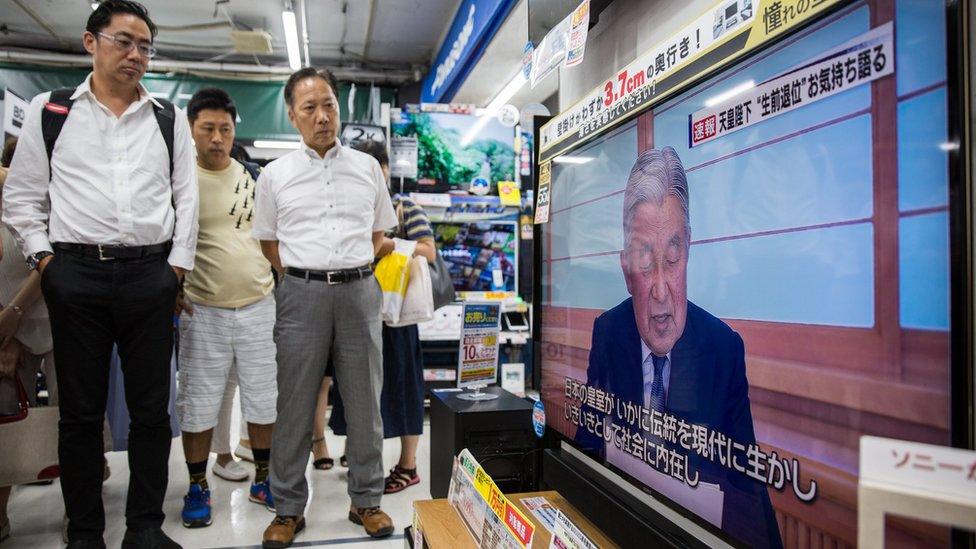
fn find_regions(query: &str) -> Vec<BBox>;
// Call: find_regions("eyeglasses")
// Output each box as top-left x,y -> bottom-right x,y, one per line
96,32 -> 157,59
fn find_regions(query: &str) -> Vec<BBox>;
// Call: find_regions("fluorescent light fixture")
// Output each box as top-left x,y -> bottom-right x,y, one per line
939,141 -> 960,152
703,80 -> 755,107
460,71 -> 527,147
253,140 -> 301,149
552,155 -> 594,165
281,6 -> 301,71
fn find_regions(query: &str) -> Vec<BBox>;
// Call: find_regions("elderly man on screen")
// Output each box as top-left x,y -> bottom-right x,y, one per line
575,147 -> 782,548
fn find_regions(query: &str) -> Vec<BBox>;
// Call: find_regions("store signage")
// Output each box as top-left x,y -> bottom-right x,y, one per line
449,449 -> 536,547
860,436 -> 976,505
690,23 -> 893,147
2,88 -> 28,137
534,161 -> 552,224
339,122 -> 386,146
531,0 -> 590,88
498,181 -> 522,206
549,510 -> 597,549
390,136 -> 418,179
457,302 -> 502,388
422,0 -> 518,103
538,0 -> 845,162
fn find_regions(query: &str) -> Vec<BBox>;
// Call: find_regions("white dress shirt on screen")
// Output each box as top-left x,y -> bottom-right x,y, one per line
251,140 -> 397,271
1,73 -> 199,270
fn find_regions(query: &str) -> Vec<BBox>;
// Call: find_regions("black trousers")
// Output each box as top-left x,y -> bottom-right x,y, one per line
41,249 -> 180,540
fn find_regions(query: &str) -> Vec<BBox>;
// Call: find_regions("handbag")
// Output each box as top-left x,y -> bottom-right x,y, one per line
429,251 -> 456,310
387,255 -> 434,327
0,377 -> 60,487
395,200 -> 455,310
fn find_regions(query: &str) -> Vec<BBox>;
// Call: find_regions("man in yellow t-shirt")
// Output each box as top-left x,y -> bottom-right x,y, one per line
175,88 -> 277,528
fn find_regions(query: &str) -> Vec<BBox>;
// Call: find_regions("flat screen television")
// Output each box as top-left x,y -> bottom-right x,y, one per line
538,2 -> 963,547
434,221 -> 518,300
391,108 -> 516,193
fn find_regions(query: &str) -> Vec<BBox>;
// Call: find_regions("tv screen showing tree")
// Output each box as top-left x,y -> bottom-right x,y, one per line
391,108 -> 516,192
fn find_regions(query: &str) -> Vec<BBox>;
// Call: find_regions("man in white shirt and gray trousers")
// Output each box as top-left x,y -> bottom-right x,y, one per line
2,2 -> 197,548
252,67 -> 397,548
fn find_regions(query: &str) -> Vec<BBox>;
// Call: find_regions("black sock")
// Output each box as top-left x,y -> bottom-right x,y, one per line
253,448 -> 270,483
187,459 -> 208,490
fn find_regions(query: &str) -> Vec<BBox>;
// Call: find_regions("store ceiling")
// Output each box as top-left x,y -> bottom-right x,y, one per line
0,0 -> 461,84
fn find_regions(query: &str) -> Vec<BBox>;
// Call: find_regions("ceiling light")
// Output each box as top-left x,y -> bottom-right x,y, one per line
703,80 -> 755,107
460,71 -> 527,147
552,155 -> 594,165
281,4 -> 301,71
253,139 -> 301,149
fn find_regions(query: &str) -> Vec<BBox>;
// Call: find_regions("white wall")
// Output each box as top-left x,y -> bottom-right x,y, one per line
556,0 -> 714,112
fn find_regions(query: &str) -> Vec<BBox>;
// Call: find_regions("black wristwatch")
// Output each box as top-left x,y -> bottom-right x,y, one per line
26,251 -> 54,271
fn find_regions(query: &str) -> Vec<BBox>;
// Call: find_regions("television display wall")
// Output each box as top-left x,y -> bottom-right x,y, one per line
434,221 -> 518,298
538,1 -> 954,547
391,109 -> 516,192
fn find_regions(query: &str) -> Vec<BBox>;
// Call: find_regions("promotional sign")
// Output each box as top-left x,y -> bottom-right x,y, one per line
534,161 -> 552,224
339,122 -> 387,146
390,136 -> 418,179
539,0 -> 845,161
564,0 -> 591,68
530,0 -> 590,88
690,23 -> 893,147
498,181 -> 522,206
548,510 -> 597,549
449,449 -> 536,548
860,436 -> 976,505
457,302 -> 502,388
421,0 -> 519,103
519,496 -> 557,533
2,88 -> 28,137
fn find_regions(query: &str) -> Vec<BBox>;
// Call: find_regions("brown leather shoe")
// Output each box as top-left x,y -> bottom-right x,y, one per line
348,506 -> 394,538
262,515 -> 305,549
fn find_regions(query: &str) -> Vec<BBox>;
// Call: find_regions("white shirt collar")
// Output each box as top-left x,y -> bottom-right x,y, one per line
70,72 -> 161,110
640,340 -> 670,364
300,138 -> 343,163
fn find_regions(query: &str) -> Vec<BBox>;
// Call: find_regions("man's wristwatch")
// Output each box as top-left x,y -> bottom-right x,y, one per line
26,251 -> 54,271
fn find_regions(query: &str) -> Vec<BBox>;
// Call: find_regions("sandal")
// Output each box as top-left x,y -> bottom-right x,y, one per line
383,465 -> 419,494
311,437 -> 333,470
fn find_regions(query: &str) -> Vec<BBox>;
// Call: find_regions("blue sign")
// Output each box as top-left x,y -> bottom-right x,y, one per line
421,0 -> 518,103
532,399 -> 546,438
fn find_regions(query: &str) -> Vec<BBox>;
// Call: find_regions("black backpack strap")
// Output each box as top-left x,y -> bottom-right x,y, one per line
241,160 -> 262,182
41,88 -> 76,175
151,98 -> 176,178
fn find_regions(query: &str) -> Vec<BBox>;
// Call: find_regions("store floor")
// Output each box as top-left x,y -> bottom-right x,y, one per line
5,414 -> 431,548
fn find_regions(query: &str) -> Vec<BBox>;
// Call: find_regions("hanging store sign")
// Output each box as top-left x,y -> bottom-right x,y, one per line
690,23 -> 893,147
538,0 -> 846,162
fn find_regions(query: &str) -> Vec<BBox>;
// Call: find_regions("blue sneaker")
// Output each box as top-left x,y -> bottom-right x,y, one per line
249,479 -> 275,512
181,483 -> 212,528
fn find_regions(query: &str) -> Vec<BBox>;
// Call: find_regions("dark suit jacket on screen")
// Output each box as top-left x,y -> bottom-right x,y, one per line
575,298 -> 782,548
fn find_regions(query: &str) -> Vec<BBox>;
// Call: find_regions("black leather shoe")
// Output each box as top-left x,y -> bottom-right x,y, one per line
121,528 -> 182,549
65,540 -> 106,549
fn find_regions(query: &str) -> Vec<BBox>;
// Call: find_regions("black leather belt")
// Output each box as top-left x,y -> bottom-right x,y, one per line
285,265 -> 372,285
53,242 -> 171,261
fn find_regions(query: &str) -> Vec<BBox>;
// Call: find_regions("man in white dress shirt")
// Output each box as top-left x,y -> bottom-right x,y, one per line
252,67 -> 396,548
2,2 -> 197,548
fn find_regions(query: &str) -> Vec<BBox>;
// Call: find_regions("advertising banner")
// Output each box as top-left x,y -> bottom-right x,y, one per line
457,302 -> 502,387
539,0 -> 845,161
690,23 -> 893,147
534,161 -> 552,224
449,449 -> 536,548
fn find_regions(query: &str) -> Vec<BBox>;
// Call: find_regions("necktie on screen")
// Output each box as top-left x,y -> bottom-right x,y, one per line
645,354 -> 666,412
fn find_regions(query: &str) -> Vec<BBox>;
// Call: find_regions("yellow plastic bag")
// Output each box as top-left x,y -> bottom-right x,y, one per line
374,238 -> 417,323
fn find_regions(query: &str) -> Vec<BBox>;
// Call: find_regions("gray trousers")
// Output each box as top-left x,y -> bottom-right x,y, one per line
270,273 -> 384,515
